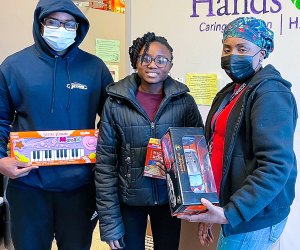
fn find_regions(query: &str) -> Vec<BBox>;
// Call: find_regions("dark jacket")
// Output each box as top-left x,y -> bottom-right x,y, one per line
0,0 -> 113,191
95,73 -> 203,241
205,65 -> 298,236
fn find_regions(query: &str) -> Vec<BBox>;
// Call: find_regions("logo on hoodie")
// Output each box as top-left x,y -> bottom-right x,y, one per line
291,0 -> 300,10
67,82 -> 88,90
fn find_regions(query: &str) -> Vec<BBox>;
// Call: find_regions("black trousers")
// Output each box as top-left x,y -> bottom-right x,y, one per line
6,183 -> 97,250
121,203 -> 181,250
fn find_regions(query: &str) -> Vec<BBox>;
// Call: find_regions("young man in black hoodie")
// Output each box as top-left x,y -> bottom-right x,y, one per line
0,0 -> 113,249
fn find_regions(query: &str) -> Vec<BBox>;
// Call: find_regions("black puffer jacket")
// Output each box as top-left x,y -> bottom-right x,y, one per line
95,73 -> 203,241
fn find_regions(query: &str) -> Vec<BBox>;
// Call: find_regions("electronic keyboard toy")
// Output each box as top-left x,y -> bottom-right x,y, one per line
10,129 -> 98,166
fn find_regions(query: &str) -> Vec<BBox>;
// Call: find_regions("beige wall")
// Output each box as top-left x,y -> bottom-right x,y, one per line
0,1 -> 126,79
0,1 -> 38,63
79,6 -> 126,79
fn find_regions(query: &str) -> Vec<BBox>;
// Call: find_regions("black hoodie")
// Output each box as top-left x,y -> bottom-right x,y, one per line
0,0 -> 113,191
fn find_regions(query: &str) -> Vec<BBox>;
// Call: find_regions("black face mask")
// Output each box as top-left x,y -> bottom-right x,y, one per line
221,53 -> 260,83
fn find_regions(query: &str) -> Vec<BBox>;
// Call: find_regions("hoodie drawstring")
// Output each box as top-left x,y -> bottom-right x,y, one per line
66,57 -> 72,111
50,56 -> 58,113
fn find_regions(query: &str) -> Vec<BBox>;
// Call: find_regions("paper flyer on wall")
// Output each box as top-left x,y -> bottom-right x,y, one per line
185,73 -> 218,106
95,38 -> 120,63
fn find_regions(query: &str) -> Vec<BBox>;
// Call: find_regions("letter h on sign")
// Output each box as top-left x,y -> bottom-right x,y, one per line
190,0 -> 215,17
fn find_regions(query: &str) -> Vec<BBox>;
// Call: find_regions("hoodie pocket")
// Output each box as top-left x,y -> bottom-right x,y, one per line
230,155 -> 248,191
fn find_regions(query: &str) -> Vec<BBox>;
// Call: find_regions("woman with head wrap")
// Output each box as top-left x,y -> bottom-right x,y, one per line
177,17 -> 298,250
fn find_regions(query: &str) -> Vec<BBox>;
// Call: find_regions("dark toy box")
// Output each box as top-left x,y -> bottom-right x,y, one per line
161,127 -> 219,216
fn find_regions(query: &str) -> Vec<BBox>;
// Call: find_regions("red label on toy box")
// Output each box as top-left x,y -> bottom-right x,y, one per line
144,138 -> 165,179
161,127 -> 218,216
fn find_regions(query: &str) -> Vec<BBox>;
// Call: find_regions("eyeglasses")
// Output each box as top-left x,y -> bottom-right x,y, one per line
138,55 -> 171,68
42,18 -> 79,31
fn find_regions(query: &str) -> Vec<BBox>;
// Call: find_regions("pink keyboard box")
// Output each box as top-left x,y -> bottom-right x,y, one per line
10,129 -> 98,166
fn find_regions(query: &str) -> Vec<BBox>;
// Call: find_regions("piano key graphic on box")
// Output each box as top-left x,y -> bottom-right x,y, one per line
10,129 -> 98,166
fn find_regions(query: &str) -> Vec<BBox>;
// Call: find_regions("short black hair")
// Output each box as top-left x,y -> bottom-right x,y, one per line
129,32 -> 173,69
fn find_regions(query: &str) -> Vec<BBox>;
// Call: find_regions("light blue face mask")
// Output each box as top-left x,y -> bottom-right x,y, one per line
42,26 -> 76,52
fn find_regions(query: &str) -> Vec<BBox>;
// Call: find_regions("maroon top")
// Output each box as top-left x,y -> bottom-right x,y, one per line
136,90 -> 163,121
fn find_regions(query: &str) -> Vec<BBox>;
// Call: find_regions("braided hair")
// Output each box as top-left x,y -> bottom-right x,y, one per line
129,32 -> 174,69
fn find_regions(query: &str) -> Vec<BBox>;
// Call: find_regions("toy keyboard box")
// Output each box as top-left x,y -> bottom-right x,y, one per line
10,129 -> 98,166
161,127 -> 219,216
143,138 -> 165,179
